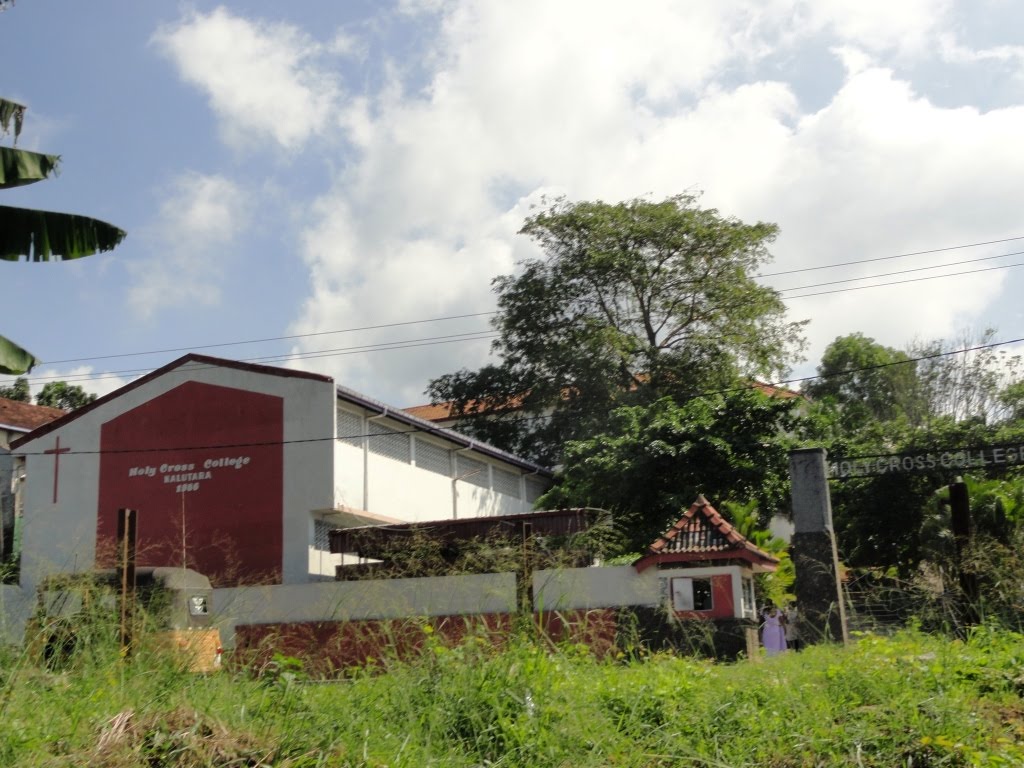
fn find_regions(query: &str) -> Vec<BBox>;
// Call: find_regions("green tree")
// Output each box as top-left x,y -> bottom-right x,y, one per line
428,194 -> 806,464
35,380 -> 96,411
803,333 -> 925,433
799,327 -> 1024,572
0,95 -> 126,374
538,390 -> 800,552
0,376 -> 29,402
909,328 -> 1021,426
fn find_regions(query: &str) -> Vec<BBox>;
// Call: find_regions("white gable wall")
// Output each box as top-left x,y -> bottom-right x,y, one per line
14,359 -> 335,594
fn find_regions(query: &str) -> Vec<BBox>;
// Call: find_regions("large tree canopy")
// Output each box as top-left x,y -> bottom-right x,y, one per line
428,194 -> 806,464
539,390 -> 801,553
805,329 -> 1024,573
0,94 -> 126,374
802,333 -> 925,433
35,380 -> 97,411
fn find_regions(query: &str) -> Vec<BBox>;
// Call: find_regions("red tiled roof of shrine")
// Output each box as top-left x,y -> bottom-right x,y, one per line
633,495 -> 779,572
0,397 -> 65,433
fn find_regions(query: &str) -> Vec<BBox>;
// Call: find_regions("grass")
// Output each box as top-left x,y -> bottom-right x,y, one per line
1,615 -> 1023,767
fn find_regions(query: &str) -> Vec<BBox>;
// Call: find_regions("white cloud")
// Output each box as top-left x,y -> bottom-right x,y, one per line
152,7 -> 342,151
273,0 -> 1024,404
796,0 -> 953,54
938,33 -> 1024,65
127,172 -> 248,318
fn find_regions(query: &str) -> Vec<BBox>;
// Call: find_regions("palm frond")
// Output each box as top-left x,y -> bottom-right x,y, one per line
0,146 -> 61,188
0,97 -> 25,142
0,205 -> 127,261
0,333 -> 39,375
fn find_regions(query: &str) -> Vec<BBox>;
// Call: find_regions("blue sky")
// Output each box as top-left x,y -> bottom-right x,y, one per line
3,0 -> 1024,407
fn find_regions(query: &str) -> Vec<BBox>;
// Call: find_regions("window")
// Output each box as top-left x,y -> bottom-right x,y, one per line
313,519 -> 332,552
456,455 -> 489,488
368,422 -> 411,463
741,577 -> 756,619
671,577 -> 713,612
337,407 -> 363,447
492,466 -> 521,498
415,438 -> 452,476
525,475 -> 548,504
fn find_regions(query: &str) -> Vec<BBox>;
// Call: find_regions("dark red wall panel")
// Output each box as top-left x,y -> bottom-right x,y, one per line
97,380 -> 284,586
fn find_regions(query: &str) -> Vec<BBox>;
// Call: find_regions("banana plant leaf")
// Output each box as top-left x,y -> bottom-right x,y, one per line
0,146 -> 60,188
0,97 -> 25,142
0,205 -> 127,261
0,333 -> 40,375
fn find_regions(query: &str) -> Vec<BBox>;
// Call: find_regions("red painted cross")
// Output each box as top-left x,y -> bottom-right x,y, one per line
43,436 -> 71,504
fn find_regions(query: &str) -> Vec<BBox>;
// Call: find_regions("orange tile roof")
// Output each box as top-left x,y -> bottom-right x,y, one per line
405,381 -> 800,422
403,402 -> 454,421
0,397 -> 65,432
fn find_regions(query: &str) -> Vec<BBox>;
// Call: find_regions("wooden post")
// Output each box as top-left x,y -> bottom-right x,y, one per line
949,480 -> 979,625
520,521 -> 534,613
117,508 -> 138,656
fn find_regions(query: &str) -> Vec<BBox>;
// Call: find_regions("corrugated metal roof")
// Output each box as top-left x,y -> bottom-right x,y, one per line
330,507 -> 601,560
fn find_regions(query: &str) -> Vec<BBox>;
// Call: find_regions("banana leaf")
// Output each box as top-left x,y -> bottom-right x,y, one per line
0,333 -> 39,375
0,146 -> 60,188
0,205 -> 126,261
0,97 -> 25,142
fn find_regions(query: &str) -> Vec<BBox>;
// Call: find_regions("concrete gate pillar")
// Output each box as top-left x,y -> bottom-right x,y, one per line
789,447 -> 848,645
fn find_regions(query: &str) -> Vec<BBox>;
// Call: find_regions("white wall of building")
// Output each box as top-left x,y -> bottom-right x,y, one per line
332,407 -> 545,523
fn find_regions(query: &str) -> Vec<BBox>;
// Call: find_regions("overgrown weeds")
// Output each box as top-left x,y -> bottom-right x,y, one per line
1,606 -> 1023,766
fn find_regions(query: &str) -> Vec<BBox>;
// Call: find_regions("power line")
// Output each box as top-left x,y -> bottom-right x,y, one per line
21,236 -> 1024,372
12,262 -> 1022,388
782,261 -> 1024,300
7,235 -> 1024,389
42,311 -> 498,366
756,235 -> 1024,278
17,333 -> 1024,458
13,331 -> 500,387
776,249 -> 1024,293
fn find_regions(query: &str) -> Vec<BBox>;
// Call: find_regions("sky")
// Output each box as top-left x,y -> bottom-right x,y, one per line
3,0 -> 1024,410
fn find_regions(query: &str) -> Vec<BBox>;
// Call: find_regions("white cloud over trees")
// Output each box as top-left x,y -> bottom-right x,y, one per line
150,1 -> 1024,405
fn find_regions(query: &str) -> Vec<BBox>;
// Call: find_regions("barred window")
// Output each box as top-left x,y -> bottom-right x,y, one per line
368,421 -> 411,463
415,438 -> 452,476
456,454 -> 489,488
525,475 -> 548,504
337,407 -> 363,447
313,519 -> 333,552
492,466 -> 521,498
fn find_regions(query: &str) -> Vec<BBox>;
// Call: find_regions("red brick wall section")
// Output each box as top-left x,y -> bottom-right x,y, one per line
231,610 -> 620,677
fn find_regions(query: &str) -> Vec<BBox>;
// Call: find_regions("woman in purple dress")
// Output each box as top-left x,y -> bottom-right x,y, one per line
761,606 -> 787,656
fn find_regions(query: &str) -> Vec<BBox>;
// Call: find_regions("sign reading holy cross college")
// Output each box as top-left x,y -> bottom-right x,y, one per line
830,444 -> 1024,479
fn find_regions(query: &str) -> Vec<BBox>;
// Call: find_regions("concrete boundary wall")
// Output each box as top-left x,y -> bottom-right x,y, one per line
218,566 -> 750,648
534,565 -> 657,610
0,584 -> 32,644
216,572 -> 517,647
